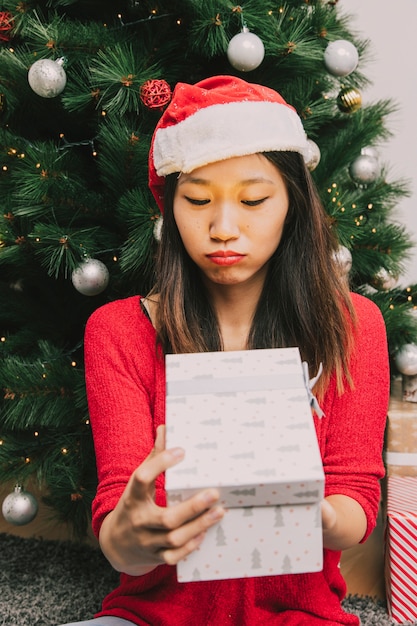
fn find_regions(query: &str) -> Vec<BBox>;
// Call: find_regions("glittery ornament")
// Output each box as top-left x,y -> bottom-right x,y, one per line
227,27 -> 265,72
303,139 -> 321,171
332,245 -> 352,275
71,258 -> 109,296
349,154 -> 380,185
337,87 -> 362,113
324,40 -> 359,77
395,344 -> 417,376
2,485 -> 38,526
28,57 -> 67,98
0,11 -> 14,42
140,79 -> 172,110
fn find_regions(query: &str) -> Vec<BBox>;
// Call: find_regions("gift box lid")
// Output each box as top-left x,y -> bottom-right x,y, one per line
165,347 -> 324,508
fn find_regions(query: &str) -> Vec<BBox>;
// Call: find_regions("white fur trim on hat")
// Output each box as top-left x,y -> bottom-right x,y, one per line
153,100 -> 308,176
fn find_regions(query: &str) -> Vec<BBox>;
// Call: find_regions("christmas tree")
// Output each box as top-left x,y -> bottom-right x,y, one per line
1,0 -> 416,538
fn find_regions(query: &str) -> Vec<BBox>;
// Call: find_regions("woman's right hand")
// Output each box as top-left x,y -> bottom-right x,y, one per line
98,425 -> 225,576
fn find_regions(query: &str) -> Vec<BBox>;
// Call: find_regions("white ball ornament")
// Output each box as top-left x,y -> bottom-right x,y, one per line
71,258 -> 109,296
349,154 -> 381,185
2,485 -> 38,526
395,343 -> 417,376
324,40 -> 359,77
303,139 -> 321,171
28,57 -> 67,98
227,27 -> 265,72
153,216 -> 163,242
332,245 -> 352,276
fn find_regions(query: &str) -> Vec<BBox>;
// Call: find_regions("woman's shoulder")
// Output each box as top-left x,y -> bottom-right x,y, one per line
349,291 -> 385,325
85,295 -> 153,336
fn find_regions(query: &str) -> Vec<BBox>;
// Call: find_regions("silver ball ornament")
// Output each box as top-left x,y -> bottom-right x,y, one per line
2,485 -> 38,526
332,245 -> 352,275
153,216 -> 163,242
395,343 -> 417,376
324,40 -> 359,77
303,139 -> 321,171
371,268 -> 398,291
28,57 -> 67,98
227,27 -> 265,72
361,146 -> 379,160
349,154 -> 381,185
71,258 -> 109,296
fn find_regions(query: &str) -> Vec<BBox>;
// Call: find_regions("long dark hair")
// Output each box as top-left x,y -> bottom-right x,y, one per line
152,151 -> 355,395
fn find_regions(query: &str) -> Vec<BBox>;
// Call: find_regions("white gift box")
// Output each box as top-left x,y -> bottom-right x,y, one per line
165,347 -> 325,581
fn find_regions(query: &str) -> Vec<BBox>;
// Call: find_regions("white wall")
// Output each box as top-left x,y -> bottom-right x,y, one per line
341,0 -> 417,285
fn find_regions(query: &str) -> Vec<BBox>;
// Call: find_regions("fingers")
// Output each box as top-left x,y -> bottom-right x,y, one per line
148,501 -> 225,566
130,431 -> 185,501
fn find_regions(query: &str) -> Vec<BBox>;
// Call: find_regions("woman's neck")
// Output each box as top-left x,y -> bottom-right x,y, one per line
205,281 -> 263,352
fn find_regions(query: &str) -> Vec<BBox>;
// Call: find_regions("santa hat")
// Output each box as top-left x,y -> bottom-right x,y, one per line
149,75 -> 308,212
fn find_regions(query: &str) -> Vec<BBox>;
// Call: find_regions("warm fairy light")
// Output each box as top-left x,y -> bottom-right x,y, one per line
2,165 -> 8,171
113,255 -> 118,262
42,372 -> 47,379
59,133 -> 64,138
36,162 -> 41,168
25,457 -> 30,463
390,304 -> 395,310
61,448 -> 68,455
101,110 -> 107,117
352,204 -> 356,209
34,431 -> 39,437
1,336 -> 6,342
71,360 -> 77,367
372,228 -> 377,233
176,19 -> 182,25
408,295 -> 413,302
0,440 -> 3,445
151,9 -> 157,15
407,287 -> 412,292
92,150 -> 97,157
8,148 -> 17,155
18,153 -> 25,159
367,203 -> 373,209
340,207 -> 345,212
85,419 -> 90,425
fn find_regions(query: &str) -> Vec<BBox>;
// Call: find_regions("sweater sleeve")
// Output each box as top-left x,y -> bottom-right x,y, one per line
318,293 -> 390,542
83,297 -> 166,538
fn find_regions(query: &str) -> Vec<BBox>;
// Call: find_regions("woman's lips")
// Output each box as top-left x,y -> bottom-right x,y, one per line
206,251 -> 245,266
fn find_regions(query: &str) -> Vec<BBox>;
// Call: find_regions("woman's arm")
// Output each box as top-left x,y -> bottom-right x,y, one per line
321,494 -> 367,551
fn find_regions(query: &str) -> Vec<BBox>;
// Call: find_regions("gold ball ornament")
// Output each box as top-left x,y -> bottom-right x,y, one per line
337,87 -> 362,113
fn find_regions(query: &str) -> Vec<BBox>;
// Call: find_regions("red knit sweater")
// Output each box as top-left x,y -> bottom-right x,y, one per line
84,292 -> 389,626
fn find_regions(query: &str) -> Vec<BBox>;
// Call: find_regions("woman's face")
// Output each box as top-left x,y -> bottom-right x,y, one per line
173,153 -> 290,290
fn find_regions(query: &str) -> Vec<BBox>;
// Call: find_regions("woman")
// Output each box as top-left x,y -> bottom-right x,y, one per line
63,76 -> 389,625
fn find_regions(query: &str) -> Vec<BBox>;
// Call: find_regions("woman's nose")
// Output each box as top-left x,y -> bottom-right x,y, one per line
209,205 -> 240,241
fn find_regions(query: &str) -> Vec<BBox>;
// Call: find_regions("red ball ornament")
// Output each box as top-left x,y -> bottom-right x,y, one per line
0,11 -> 14,42
140,79 -> 172,110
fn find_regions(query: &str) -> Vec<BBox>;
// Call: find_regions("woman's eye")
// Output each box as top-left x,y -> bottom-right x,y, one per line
184,196 -> 210,206
242,197 -> 268,206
